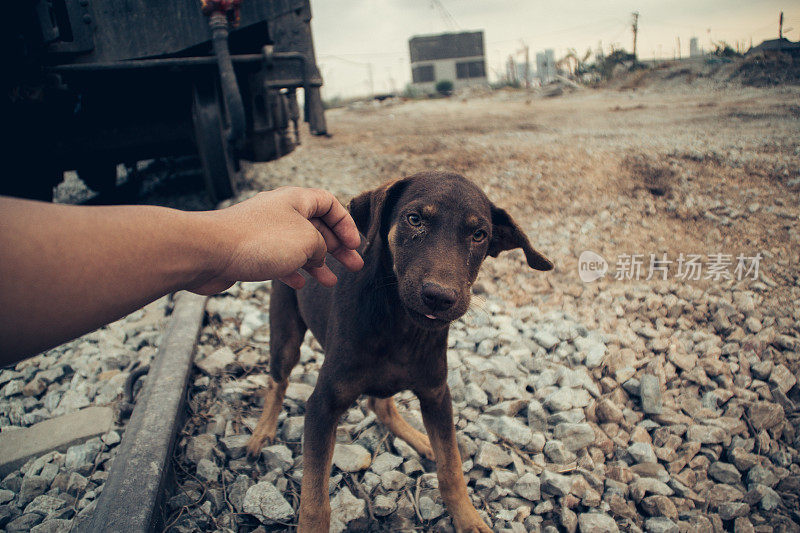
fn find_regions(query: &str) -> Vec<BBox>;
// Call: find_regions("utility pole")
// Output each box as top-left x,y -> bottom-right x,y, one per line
676,37 -> 681,60
367,63 -> 374,97
631,12 -> 639,59
779,11 -> 784,39
517,43 -> 530,89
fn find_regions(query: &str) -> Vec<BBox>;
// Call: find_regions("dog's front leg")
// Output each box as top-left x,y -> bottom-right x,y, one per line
418,384 -> 492,533
298,379 -> 352,532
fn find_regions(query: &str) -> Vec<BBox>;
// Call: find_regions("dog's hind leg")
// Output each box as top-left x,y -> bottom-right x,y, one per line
368,396 -> 435,461
247,284 -> 307,458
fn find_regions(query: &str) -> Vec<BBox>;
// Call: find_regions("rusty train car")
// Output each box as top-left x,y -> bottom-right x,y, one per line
2,0 -> 327,202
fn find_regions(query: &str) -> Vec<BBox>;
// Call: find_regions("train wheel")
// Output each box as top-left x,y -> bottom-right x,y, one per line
192,81 -> 238,203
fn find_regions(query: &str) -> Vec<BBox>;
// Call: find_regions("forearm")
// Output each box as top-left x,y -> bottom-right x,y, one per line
0,187 -> 362,364
0,197 -> 220,362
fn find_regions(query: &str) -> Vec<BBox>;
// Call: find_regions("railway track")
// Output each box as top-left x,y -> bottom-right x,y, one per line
80,292 -> 208,532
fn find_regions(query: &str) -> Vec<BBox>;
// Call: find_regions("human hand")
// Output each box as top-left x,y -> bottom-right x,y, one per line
191,187 -> 363,294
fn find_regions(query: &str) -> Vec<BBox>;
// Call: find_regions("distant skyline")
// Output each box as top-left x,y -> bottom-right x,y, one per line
308,0 -> 797,98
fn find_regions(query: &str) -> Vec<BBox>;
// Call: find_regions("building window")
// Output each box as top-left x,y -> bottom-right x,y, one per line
456,60 -> 485,79
412,65 -> 435,83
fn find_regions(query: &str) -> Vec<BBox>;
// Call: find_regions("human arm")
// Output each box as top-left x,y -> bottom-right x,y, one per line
0,187 -> 362,363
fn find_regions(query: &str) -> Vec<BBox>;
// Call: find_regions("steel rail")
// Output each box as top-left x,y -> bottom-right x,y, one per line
80,291 -> 208,533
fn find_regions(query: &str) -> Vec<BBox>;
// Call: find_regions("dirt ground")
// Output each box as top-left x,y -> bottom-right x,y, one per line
244,83 -> 799,320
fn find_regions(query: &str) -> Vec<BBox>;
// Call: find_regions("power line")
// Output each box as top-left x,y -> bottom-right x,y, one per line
430,0 -> 460,31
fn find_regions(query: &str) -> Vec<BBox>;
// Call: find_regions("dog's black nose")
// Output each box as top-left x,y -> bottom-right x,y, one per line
421,282 -> 456,312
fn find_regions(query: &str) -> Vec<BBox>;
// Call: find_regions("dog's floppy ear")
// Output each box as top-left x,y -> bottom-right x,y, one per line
488,206 -> 553,271
348,190 -> 374,237
348,177 -> 411,247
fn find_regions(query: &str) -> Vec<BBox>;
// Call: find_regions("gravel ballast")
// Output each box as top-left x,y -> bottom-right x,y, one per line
0,298 -> 170,531
167,84 -> 799,531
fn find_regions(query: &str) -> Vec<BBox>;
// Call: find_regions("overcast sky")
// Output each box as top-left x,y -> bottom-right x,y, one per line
308,0 -> 797,98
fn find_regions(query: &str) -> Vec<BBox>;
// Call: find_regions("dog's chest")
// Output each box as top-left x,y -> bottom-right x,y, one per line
356,338 -> 448,398
361,358 -> 417,398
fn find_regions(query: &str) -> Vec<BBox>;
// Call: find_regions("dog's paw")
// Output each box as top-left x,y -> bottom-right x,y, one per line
245,440 -> 262,460
407,433 -> 435,461
454,519 -> 492,533
418,440 -> 435,462
453,510 -> 493,533
245,434 -> 273,460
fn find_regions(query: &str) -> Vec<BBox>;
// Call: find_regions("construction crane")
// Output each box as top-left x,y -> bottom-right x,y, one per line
431,0 -> 459,31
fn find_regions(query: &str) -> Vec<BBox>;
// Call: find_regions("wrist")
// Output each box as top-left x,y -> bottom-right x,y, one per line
178,209 -> 232,292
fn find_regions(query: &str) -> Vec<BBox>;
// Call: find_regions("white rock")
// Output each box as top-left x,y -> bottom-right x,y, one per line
262,444 -> 294,472
2,380 -> 25,397
578,512 -> 620,533
329,487 -> 366,533
553,423 -> 595,452
373,494 -> 397,516
514,472 -> 541,501
478,415 -> 532,447
196,347 -> 236,376
418,495 -> 444,521
370,453 -> 403,475
533,330 -> 560,350
769,364 -> 796,394
195,458 -> 219,482
464,382 -> 488,408
242,481 -> 293,524
627,442 -> 657,464
54,390 -> 90,415
285,382 -> 314,402
101,431 -> 121,446
332,444 -> 372,472
541,470 -> 573,496
474,441 -> 512,469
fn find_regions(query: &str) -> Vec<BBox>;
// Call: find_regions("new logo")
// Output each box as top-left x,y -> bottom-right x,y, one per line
578,250 -> 607,282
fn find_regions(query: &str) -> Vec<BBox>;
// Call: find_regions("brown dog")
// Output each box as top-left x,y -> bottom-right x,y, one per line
247,171 -> 552,531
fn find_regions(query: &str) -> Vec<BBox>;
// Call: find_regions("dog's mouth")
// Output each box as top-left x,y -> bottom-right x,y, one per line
406,307 -> 451,328
396,280 -> 466,329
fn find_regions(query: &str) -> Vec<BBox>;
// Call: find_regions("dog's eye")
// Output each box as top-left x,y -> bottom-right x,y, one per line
472,229 -> 488,243
407,213 -> 422,226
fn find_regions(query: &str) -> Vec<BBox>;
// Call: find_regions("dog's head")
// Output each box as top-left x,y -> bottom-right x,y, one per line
349,172 -> 552,329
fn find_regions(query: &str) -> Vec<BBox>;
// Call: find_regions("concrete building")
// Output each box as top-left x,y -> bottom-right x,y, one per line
409,31 -> 487,93
536,49 -> 556,84
689,37 -> 703,58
